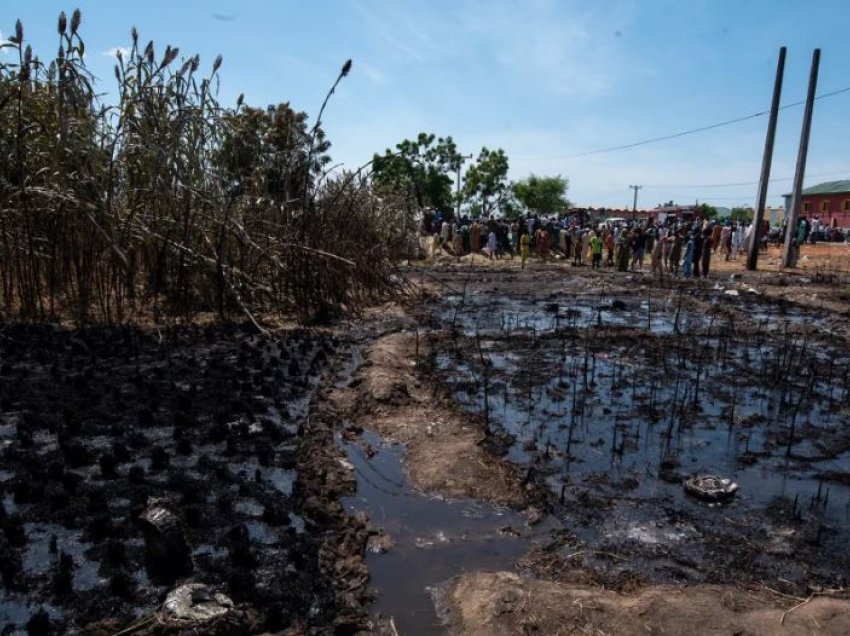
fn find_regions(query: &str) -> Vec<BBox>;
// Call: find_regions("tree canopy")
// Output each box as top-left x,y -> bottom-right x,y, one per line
217,103 -> 330,204
462,147 -> 509,218
371,133 -> 462,216
730,207 -> 754,221
511,174 -> 570,216
696,203 -> 718,220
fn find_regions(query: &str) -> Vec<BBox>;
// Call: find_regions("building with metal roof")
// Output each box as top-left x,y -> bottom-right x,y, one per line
783,180 -> 850,228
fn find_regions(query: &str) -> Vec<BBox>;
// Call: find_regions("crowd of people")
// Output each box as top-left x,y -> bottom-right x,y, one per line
426,212 -> 766,278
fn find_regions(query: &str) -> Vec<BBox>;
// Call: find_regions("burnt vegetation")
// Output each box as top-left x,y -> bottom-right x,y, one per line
0,10 -> 412,326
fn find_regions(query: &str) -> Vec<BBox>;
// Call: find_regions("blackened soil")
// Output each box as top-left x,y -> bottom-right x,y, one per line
0,322 -> 360,634
419,267 -> 850,597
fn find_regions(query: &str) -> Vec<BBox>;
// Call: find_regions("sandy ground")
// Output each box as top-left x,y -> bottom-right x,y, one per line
328,326 -> 530,508
437,571 -> 850,636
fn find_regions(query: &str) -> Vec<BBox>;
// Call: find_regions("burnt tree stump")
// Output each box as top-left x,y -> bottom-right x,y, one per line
139,501 -> 193,582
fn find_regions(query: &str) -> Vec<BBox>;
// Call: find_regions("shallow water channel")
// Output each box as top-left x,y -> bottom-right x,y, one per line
341,431 -> 549,634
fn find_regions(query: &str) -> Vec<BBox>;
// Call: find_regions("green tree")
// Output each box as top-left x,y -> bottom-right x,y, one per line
371,133 -> 462,216
511,174 -> 569,216
217,103 -> 330,205
696,203 -> 718,220
463,147 -> 509,218
730,207 -> 754,222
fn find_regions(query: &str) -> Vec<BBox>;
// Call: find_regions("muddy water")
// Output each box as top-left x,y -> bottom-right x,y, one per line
341,431 -> 544,635
432,285 -> 850,590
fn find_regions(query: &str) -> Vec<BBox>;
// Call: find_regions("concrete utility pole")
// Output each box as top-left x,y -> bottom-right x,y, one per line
747,46 -> 786,271
782,48 -> 821,268
630,185 -> 642,221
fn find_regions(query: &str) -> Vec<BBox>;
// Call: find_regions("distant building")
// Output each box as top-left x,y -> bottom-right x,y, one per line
764,206 -> 785,226
783,180 -> 850,228
652,204 -> 698,223
571,207 -> 651,223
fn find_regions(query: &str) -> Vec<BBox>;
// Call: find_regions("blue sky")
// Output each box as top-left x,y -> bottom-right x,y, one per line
4,1 -> 850,209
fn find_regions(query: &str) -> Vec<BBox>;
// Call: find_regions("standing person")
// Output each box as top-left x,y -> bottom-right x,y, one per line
500,223 -> 513,259
572,226 -> 581,265
661,234 -> 672,271
711,222 -> 722,253
796,217 -> 808,250
721,223 -> 732,261
616,231 -> 631,272
520,230 -> 530,269
700,228 -> 712,277
558,225 -> 568,257
470,220 -> 481,254
629,229 -> 643,271
579,229 -> 590,265
440,220 -> 450,248
691,230 -> 704,278
486,229 -> 499,260
536,227 -> 549,261
430,232 -> 440,258
453,224 -> 464,259
669,232 -> 683,275
732,223 -> 744,259
644,227 -> 656,266
604,230 -> 615,266
681,233 -> 694,278
651,236 -> 664,278
590,232 -> 603,269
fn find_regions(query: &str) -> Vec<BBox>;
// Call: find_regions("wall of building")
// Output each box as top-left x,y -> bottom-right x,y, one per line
765,206 -> 785,226
801,193 -> 850,227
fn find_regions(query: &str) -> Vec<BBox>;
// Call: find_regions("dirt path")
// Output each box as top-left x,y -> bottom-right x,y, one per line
438,571 -> 850,636
329,326 -> 530,508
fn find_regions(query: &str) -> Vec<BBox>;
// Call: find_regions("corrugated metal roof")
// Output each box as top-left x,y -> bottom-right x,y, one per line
800,180 -> 850,195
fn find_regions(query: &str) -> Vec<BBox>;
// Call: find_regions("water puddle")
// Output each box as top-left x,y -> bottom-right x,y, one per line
342,431 -> 542,635
0,601 -> 62,632
22,523 -> 104,592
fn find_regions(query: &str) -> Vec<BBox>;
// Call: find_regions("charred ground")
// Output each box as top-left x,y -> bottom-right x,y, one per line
0,323 -> 373,634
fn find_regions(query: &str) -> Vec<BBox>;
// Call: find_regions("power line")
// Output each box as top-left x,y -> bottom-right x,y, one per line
522,86 -> 850,161
680,195 -> 771,202
642,167 -> 850,189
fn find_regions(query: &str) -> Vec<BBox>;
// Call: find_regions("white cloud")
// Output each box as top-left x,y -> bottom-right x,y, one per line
356,60 -> 387,85
348,0 -> 639,99
455,0 -> 636,99
0,30 -> 13,55
103,46 -> 130,59
349,1 -> 427,63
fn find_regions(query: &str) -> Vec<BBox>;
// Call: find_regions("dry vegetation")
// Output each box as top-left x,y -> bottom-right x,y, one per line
0,11 -> 414,325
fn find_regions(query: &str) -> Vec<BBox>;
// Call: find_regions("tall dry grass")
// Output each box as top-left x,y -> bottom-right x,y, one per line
0,11 -> 411,325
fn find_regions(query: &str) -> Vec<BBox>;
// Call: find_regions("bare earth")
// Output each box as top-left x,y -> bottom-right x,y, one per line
329,327 -> 529,508
438,571 -> 850,636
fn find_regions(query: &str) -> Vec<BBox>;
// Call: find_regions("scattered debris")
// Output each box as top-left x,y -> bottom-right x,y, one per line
163,583 -> 234,622
684,475 -> 739,502
524,507 -> 543,526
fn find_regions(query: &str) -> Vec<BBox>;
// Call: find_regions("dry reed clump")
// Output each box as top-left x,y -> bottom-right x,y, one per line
0,11 -> 412,325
